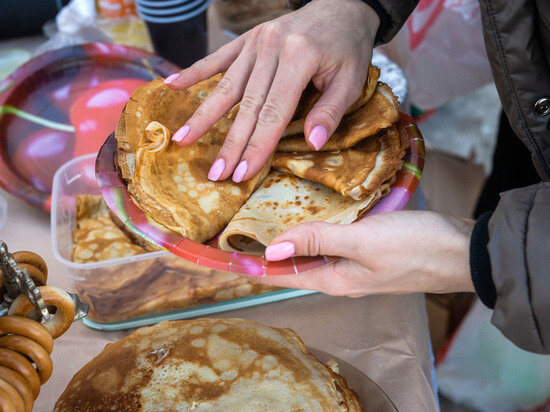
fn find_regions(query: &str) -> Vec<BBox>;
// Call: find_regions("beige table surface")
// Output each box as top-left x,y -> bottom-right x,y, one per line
0,189 -> 437,411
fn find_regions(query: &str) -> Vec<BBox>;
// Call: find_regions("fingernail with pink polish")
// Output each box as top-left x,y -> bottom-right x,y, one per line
308,125 -> 329,151
232,160 -> 248,183
172,125 -> 190,143
208,158 -> 225,181
265,241 -> 295,261
163,73 -> 180,85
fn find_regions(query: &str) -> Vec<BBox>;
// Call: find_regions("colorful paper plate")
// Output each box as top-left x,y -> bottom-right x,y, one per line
96,112 -> 424,276
0,43 -> 179,211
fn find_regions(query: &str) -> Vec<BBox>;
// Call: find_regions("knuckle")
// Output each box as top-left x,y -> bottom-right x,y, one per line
258,100 -> 284,127
243,139 -> 266,157
314,103 -> 344,126
239,95 -> 264,117
302,222 -> 325,256
282,34 -> 309,59
259,22 -> 283,45
221,135 -> 244,153
215,76 -> 235,97
192,106 -> 208,120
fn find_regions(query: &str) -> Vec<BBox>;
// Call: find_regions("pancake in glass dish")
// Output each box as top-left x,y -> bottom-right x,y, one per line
54,318 -> 363,411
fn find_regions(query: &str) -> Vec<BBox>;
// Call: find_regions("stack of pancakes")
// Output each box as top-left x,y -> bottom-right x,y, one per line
71,195 -> 279,323
114,66 -> 407,254
55,318 -> 363,411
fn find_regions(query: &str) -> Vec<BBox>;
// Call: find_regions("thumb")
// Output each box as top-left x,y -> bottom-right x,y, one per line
304,73 -> 363,151
265,222 -> 358,261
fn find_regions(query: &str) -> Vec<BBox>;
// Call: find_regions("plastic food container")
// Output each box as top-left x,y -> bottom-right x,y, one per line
51,154 -> 313,330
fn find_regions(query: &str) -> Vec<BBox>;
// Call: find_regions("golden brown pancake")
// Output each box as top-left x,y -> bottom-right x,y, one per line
218,171 -> 392,254
71,195 -> 147,263
76,256 -> 279,323
128,121 -> 272,243
282,65 -> 380,138
115,69 -> 382,181
116,75 -> 233,182
72,196 -> 279,323
277,83 -> 399,152
55,318 -> 363,411
273,124 -> 408,200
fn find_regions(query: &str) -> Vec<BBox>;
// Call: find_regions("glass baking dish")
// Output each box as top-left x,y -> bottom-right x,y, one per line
51,154 -> 314,330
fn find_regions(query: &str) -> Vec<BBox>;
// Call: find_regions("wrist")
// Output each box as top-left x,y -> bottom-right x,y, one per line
421,214 -> 475,294
294,0 -> 381,42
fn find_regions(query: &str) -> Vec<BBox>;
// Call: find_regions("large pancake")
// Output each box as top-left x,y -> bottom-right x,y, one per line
273,124 -> 408,200
218,171 -> 392,254
54,318 -> 363,411
128,121 -> 272,243
277,82 -> 399,152
282,65 -> 380,138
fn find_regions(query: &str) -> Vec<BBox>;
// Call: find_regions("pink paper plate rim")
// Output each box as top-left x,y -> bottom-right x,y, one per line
96,112 -> 424,276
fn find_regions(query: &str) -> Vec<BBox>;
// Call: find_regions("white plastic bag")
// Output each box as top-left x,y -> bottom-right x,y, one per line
436,300 -> 550,411
378,0 -> 493,110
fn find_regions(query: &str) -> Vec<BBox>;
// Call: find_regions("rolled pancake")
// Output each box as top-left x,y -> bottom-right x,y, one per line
129,121 -> 272,243
273,124 -> 408,200
277,82 -> 399,152
218,171 -> 391,254
55,318 -> 362,411
282,65 -> 380,138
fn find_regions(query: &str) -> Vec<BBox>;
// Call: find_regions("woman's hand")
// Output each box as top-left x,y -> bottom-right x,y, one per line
251,211 -> 475,297
164,0 -> 379,182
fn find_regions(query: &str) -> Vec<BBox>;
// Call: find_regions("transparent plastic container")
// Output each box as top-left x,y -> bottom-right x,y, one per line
51,154 -> 313,330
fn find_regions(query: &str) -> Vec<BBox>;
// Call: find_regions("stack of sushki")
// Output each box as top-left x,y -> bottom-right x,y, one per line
114,65 -> 407,254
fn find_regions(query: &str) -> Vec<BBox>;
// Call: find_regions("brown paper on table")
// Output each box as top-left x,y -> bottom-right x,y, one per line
0,189 -> 437,411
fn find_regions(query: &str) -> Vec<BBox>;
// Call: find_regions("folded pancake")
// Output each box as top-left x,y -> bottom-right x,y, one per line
277,82 -> 399,152
273,124 -> 408,200
282,65 -> 380,138
129,121 -> 272,243
116,68 -> 381,181
55,318 -> 363,411
116,75 -> 233,182
72,194 -> 148,263
218,171 -> 392,254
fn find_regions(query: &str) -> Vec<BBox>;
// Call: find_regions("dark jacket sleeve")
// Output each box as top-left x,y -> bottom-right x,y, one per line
290,0 -> 418,44
470,183 -> 550,354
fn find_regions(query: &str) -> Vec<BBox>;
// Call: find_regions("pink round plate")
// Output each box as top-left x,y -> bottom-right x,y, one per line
96,112 -> 424,276
0,43 -> 178,211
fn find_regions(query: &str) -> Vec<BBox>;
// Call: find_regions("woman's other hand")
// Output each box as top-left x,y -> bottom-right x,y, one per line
251,211 -> 475,297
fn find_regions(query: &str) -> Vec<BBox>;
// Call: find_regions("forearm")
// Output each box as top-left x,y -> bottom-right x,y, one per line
469,183 -> 550,354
